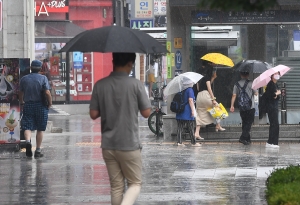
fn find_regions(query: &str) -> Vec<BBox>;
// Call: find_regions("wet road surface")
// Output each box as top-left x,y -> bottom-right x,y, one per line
0,115 -> 300,204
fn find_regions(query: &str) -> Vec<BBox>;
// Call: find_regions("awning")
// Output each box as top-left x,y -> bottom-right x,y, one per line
141,26 -> 238,47
35,21 -> 85,43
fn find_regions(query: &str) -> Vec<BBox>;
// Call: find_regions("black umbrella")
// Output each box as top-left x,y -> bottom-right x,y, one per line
59,26 -> 168,54
233,60 -> 272,73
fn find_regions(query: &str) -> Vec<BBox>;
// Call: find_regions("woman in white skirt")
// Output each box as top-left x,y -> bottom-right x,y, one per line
194,65 -> 225,139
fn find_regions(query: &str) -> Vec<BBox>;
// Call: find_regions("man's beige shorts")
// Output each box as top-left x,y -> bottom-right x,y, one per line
102,149 -> 142,187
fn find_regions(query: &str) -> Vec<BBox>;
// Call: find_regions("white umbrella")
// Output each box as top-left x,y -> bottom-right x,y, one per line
163,72 -> 203,96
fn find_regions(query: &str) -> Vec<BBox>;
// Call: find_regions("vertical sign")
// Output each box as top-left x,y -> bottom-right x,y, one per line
135,0 -> 153,18
154,0 -> 166,16
174,38 -> 182,49
50,56 -> 60,75
166,41 -> 172,78
166,41 -> 171,53
175,50 -> 182,69
0,0 -> 2,31
171,53 -> 175,66
293,30 -> 300,50
0,58 -> 25,144
73,52 -> 83,69
167,54 -> 171,79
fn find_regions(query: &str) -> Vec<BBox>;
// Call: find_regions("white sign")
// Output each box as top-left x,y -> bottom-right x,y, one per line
0,0 -> 2,31
154,0 -> 166,16
135,0 -> 153,18
34,0 -> 68,16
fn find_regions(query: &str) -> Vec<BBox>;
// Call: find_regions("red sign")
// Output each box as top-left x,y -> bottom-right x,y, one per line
0,0 -> 2,31
50,56 -> 60,76
35,1 -> 69,16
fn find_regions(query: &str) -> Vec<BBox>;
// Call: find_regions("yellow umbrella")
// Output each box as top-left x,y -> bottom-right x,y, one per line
201,53 -> 234,67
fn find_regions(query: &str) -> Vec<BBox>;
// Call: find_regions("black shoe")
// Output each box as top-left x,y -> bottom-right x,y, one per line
239,139 -> 250,145
206,123 -> 216,128
34,151 -> 44,158
26,143 -> 33,157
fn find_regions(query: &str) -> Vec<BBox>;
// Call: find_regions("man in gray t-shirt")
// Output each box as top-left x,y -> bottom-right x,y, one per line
230,70 -> 258,145
89,53 -> 151,205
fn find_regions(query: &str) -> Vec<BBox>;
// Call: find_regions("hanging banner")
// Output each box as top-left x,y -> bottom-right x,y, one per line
0,58 -> 29,145
167,53 -> 172,79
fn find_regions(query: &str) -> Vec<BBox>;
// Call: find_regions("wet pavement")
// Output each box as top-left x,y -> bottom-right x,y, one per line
1,115 -> 300,204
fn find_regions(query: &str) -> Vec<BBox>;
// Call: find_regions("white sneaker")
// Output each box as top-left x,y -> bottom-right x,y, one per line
266,143 -> 273,148
266,143 -> 280,148
271,144 -> 280,148
149,97 -> 154,100
177,143 -> 185,146
191,143 -> 201,147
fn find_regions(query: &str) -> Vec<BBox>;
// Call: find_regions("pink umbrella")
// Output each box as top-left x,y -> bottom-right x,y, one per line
252,64 -> 291,90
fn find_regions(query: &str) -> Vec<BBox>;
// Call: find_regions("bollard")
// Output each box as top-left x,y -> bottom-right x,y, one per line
281,82 -> 287,124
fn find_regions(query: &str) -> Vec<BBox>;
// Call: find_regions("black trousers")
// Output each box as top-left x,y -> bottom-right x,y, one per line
239,108 -> 255,142
176,120 -> 196,144
267,108 -> 279,145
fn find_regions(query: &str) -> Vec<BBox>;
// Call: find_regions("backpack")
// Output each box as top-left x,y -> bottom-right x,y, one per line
170,89 -> 188,113
235,80 -> 252,111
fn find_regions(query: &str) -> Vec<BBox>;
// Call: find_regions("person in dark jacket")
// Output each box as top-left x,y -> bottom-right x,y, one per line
265,71 -> 281,148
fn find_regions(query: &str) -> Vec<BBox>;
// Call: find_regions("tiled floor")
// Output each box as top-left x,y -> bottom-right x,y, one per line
0,115 -> 299,204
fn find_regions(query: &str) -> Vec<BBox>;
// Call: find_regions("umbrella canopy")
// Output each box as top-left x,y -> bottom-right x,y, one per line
232,60 -> 272,73
164,72 -> 203,96
59,26 -> 168,54
252,64 -> 291,90
201,53 -> 234,67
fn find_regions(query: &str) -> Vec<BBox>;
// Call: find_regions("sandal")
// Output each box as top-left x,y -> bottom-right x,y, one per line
195,135 -> 204,140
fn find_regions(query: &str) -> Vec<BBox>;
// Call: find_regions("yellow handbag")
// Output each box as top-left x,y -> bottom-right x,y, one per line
207,103 -> 229,119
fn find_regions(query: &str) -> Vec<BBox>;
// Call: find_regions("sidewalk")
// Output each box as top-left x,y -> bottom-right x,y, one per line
0,114 -> 299,204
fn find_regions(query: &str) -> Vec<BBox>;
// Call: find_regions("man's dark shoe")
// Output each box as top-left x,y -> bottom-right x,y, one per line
34,151 -> 44,158
26,143 -> 33,157
239,139 -> 250,145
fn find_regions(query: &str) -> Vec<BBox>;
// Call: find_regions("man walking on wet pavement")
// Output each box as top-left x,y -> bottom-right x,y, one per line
19,60 -> 52,158
89,53 -> 151,205
230,68 -> 258,145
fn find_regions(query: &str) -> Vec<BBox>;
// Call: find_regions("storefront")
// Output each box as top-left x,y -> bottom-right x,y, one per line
167,1 -> 300,108
34,0 -> 113,103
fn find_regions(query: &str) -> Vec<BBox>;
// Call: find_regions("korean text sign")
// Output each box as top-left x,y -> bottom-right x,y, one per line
135,0 -> 153,18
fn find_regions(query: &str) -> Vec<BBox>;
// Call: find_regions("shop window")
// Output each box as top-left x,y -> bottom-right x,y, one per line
71,52 -> 93,101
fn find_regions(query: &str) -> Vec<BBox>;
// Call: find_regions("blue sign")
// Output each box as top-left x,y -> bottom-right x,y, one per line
130,19 -> 154,29
140,1 -> 149,10
175,50 -> 182,69
293,30 -> 300,41
73,52 -> 83,69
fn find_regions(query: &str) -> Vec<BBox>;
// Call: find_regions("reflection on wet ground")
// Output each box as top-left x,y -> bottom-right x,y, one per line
0,115 -> 299,204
